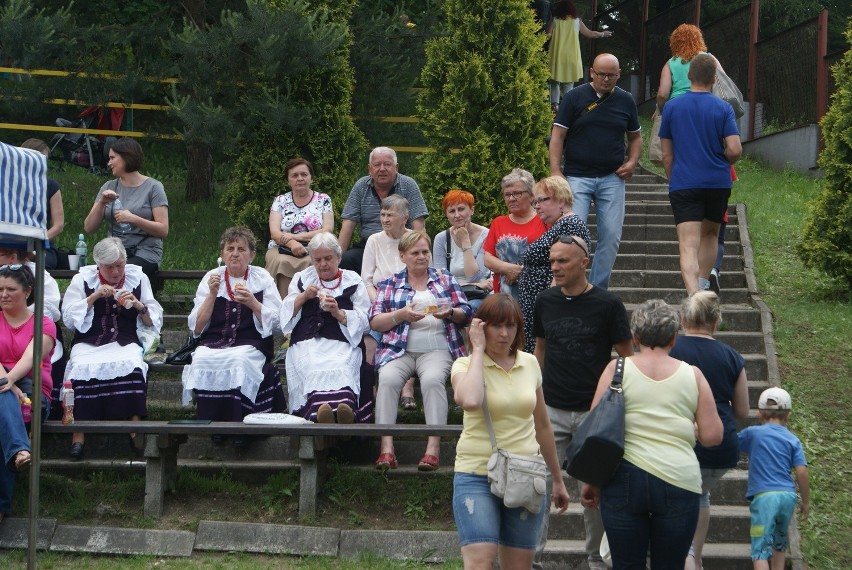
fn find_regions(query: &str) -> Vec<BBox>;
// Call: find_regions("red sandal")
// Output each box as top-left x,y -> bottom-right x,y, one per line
375,452 -> 398,470
417,454 -> 439,472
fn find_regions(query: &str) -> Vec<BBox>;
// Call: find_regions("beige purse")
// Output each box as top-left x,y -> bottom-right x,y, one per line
483,393 -> 548,513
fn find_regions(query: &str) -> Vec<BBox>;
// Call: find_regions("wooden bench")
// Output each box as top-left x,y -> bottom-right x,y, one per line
42,421 -> 462,521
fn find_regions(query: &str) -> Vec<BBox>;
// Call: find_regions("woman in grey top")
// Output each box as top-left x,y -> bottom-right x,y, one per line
83,138 -> 169,284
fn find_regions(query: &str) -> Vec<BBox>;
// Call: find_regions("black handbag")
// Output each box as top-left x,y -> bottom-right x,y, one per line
278,245 -> 294,256
461,284 -> 489,300
444,229 -> 489,301
563,357 -> 626,487
165,334 -> 200,365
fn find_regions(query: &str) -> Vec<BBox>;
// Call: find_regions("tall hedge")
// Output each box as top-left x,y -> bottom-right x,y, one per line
416,0 -> 551,230
799,24 -> 852,286
220,0 -> 367,241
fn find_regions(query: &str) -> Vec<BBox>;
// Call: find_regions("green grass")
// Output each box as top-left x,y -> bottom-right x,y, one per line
639,116 -> 852,569
731,160 -> 851,570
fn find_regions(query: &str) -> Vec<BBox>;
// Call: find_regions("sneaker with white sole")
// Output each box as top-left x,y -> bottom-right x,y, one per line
709,268 -> 721,294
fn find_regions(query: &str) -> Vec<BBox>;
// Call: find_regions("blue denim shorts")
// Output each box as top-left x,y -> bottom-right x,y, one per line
452,472 -> 547,550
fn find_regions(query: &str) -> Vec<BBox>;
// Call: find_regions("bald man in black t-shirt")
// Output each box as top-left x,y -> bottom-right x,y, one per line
532,236 -> 633,570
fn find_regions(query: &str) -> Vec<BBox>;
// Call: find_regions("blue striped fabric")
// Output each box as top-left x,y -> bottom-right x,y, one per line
0,141 -> 48,240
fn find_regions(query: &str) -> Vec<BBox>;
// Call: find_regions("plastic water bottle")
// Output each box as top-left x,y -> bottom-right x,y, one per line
113,198 -> 132,233
75,233 -> 88,266
21,397 -> 32,424
62,380 -> 75,425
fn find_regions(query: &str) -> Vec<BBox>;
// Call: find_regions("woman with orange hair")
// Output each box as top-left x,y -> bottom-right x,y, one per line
657,24 -> 733,295
656,24 -> 721,110
433,189 -> 492,311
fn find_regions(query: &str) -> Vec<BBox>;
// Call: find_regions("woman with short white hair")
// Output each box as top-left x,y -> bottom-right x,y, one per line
62,237 -> 163,461
281,233 -> 372,423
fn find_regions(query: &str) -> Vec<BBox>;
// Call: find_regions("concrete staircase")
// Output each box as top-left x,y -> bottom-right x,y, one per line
535,171 -> 786,569
37,171 -> 801,569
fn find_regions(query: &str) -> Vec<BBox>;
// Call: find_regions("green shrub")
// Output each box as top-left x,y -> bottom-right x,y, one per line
219,0 -> 367,240
799,24 -> 852,286
416,0 -> 551,231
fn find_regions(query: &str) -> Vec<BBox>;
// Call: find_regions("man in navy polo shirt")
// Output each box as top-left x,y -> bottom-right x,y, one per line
338,147 -> 428,274
548,53 -> 641,290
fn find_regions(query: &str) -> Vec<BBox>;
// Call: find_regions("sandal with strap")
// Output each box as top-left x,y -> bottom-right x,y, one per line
374,452 -> 398,471
400,396 -> 417,411
417,454 -> 439,472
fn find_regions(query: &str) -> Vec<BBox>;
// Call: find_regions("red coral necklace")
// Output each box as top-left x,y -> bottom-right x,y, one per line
98,270 -> 125,290
224,267 -> 250,301
319,270 -> 343,290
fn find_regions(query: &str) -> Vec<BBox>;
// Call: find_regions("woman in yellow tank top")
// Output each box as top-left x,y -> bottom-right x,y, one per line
580,298 -> 722,569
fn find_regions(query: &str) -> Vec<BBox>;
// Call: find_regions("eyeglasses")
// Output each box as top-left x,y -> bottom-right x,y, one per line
503,191 -> 529,200
0,264 -> 23,271
558,235 -> 589,257
370,161 -> 396,169
531,196 -> 552,206
592,69 -> 619,80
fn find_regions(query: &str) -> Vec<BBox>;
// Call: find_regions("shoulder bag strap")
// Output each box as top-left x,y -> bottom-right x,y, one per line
444,228 -> 452,271
481,390 -> 499,453
610,356 -> 625,390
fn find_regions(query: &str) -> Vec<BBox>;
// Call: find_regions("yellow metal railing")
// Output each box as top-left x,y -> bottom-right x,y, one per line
0,67 -> 427,150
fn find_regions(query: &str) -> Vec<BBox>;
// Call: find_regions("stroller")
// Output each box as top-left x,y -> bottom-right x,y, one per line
49,106 -> 124,174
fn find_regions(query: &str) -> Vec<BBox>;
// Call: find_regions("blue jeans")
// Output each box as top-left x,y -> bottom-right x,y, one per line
600,461 -> 700,569
568,174 -> 626,289
453,473 -> 547,550
0,390 -> 31,514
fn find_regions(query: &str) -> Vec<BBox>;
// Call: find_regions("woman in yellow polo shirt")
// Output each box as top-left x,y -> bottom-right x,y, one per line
450,294 -> 569,568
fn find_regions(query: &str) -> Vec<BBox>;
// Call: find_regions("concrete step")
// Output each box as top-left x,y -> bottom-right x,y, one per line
541,539 -> 752,570
546,503 -> 750,543
588,209 -> 737,226
592,224 -> 739,242
606,269 -> 747,289
748,378 -> 771,407
609,287 -> 750,305
626,174 -> 663,184
584,223 -> 738,244
613,253 -> 743,272
588,212 -> 739,226
615,240 -> 741,256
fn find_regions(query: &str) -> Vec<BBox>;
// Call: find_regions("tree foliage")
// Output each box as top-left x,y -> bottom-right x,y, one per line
416,0 -> 550,231
218,0 -> 366,239
799,23 -> 852,286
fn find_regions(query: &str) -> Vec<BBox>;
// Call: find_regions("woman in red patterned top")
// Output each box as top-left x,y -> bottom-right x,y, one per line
483,169 -> 546,301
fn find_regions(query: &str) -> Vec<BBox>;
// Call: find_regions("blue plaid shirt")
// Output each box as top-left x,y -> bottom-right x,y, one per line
369,267 -> 472,367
